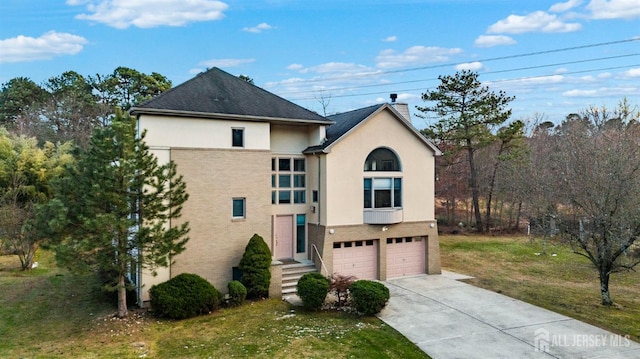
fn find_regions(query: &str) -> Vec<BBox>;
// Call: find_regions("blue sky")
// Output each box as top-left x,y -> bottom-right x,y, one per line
1,0 -> 639,126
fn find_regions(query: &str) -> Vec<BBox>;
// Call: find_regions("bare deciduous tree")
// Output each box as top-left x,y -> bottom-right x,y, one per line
550,102 -> 640,305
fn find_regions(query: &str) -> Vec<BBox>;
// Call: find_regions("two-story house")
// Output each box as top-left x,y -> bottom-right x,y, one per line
130,68 -> 441,304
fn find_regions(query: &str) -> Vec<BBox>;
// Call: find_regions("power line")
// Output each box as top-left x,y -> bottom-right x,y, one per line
280,53 -> 640,97
288,63 -> 640,101
279,37 -> 639,86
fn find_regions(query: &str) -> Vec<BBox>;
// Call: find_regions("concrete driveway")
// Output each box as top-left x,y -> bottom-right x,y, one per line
378,272 -> 640,359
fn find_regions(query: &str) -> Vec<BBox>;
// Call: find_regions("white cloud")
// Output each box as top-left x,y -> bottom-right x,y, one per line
243,22 -> 273,33
69,0 -> 229,29
474,35 -> 516,48
455,62 -> 484,71
563,89 -> 598,97
309,62 -> 372,74
375,46 -> 463,69
563,86 -> 638,97
491,75 -> 565,89
287,63 -> 305,71
598,72 -> 613,79
197,58 -> 255,68
587,0 -> 640,19
549,0 -> 583,12
0,31 -> 88,63
622,68 -> 640,78
382,35 -> 397,42
487,11 -> 582,34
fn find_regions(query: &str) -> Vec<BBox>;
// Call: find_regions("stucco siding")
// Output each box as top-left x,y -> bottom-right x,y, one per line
324,110 -> 436,226
271,124 -> 316,154
139,114 -> 270,150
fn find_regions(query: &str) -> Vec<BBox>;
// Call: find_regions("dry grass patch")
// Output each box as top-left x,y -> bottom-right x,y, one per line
0,249 -> 429,359
440,234 -> 640,341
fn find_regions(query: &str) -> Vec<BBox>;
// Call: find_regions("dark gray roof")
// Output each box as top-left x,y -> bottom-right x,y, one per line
304,104 -> 380,153
304,103 -> 441,155
131,67 -> 331,124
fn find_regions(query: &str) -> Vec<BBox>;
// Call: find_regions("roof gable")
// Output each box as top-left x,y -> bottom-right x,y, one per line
304,103 -> 441,155
131,67 -> 331,124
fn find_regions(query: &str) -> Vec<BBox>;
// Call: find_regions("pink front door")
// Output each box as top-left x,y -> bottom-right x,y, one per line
275,215 -> 294,259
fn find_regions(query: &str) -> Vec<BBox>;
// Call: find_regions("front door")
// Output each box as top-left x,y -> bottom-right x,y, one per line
275,215 -> 294,259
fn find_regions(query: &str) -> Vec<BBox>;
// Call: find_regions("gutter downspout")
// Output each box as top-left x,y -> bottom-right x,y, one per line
316,153 -> 321,226
135,115 -> 144,307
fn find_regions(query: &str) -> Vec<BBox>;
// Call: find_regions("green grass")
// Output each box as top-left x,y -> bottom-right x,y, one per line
440,235 -> 640,341
0,250 -> 429,358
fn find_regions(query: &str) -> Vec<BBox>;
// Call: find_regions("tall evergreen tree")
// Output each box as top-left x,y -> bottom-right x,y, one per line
418,70 -> 515,232
37,109 -> 189,317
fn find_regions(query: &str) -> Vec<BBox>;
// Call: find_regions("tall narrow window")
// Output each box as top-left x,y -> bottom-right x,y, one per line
296,214 -> 306,253
232,198 -> 245,218
232,128 -> 244,147
364,178 -> 372,208
393,178 -> 402,207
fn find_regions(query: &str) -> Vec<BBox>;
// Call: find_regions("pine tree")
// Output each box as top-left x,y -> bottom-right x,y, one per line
418,70 -> 515,232
37,109 -> 189,317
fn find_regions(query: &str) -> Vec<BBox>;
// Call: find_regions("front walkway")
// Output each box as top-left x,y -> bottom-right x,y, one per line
378,272 -> 640,359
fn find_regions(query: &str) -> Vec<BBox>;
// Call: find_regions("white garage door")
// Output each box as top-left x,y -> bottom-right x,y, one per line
333,240 -> 378,280
386,236 -> 425,278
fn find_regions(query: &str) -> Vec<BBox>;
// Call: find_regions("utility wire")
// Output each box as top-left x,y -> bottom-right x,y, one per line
281,53 -> 640,96
289,63 -> 640,101
280,37 -> 639,86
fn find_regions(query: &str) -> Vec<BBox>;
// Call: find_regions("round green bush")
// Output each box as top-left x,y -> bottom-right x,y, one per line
149,273 -> 221,319
297,272 -> 330,311
349,280 -> 390,315
227,280 -> 247,307
239,234 -> 272,299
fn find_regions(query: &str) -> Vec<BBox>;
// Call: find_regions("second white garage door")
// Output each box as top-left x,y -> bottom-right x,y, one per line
333,240 -> 378,280
386,236 -> 426,278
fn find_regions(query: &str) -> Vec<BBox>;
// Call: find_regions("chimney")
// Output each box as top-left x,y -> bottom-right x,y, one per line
389,94 -> 411,122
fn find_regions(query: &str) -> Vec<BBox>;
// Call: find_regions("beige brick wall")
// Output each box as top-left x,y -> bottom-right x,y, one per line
170,148 -> 272,293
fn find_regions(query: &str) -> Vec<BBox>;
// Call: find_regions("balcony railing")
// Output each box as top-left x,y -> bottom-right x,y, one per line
363,208 -> 403,224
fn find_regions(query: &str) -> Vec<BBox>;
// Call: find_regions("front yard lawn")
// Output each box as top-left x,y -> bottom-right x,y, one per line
440,235 -> 640,342
0,251 -> 428,358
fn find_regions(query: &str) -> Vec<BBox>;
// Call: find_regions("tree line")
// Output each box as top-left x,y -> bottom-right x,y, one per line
0,67 -> 171,147
419,70 -> 640,305
0,68 -> 189,318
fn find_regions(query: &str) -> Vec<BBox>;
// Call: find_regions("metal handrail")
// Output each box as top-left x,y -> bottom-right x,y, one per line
311,243 -> 329,277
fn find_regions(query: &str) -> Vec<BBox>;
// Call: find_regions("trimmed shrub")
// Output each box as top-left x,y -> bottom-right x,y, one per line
239,234 -> 272,299
297,272 -> 330,311
349,280 -> 390,316
227,280 -> 247,307
149,273 -> 221,319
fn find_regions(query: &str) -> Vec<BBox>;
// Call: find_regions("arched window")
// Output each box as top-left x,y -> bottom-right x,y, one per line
363,148 -> 402,209
364,147 -> 401,171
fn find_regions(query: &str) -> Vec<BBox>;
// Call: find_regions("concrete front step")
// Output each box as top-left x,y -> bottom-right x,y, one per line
281,262 -> 317,296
